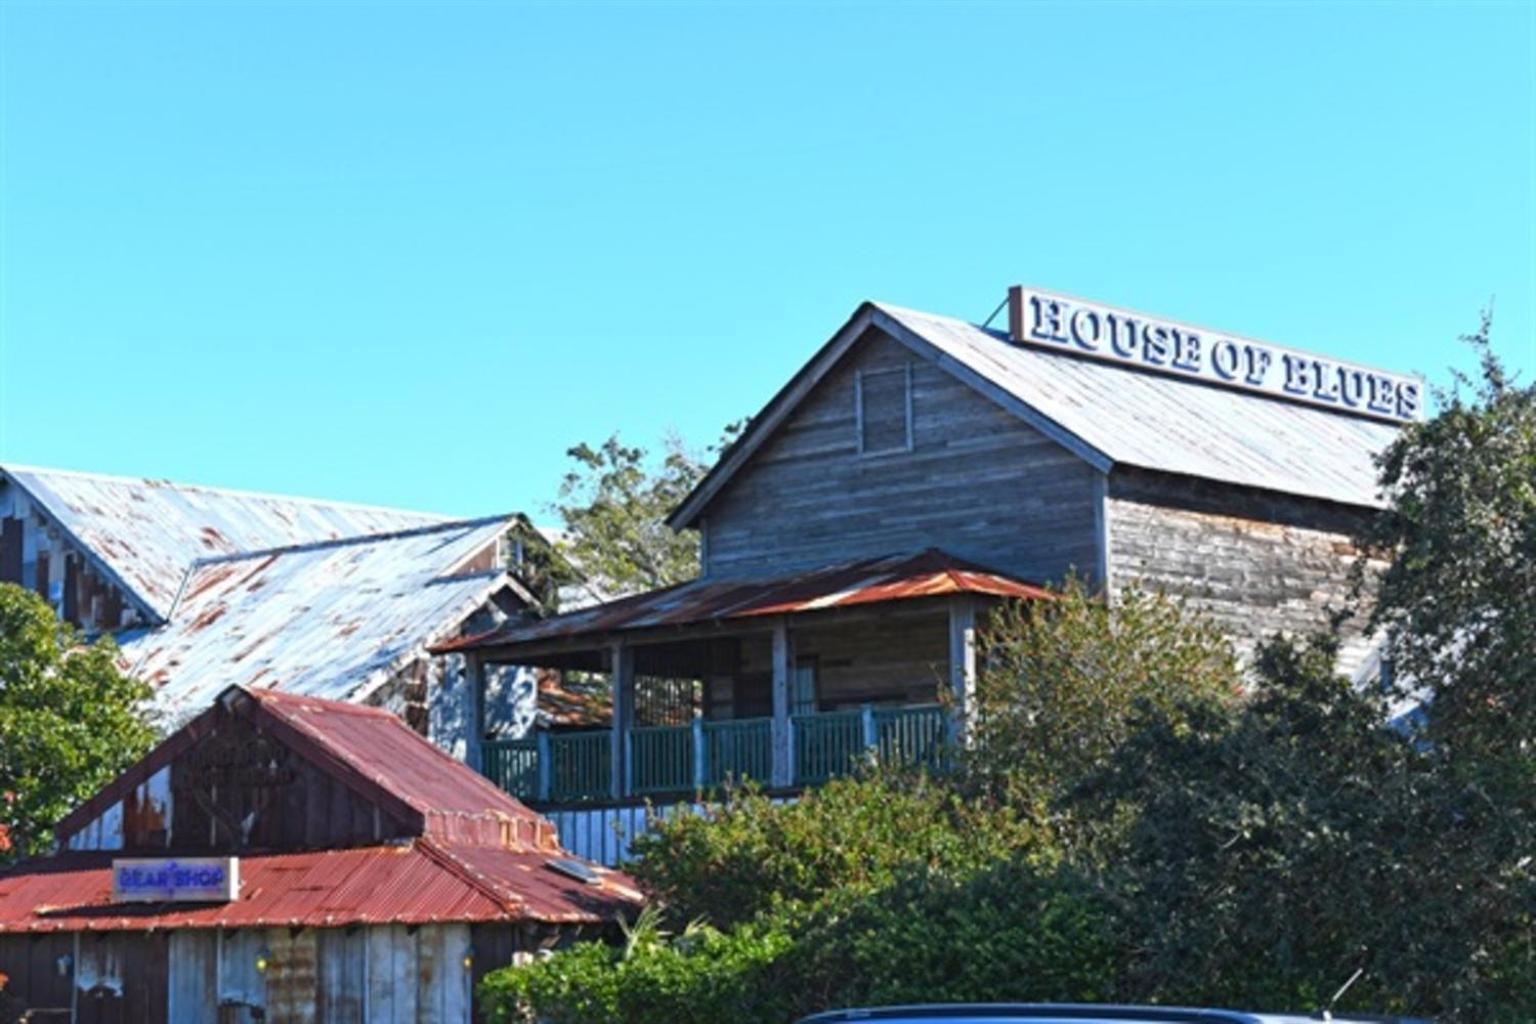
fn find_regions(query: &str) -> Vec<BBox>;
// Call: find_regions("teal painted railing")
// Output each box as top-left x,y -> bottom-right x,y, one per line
701,717 -> 773,787
547,730 -> 612,803
630,724 -> 693,795
793,709 -> 867,785
874,704 -> 947,770
482,706 -> 950,803
481,737 -> 540,800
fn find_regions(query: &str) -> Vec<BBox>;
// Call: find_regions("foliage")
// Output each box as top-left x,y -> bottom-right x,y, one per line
480,774 -> 1088,1023
627,773 -> 1040,930
479,905 -> 794,1024
1071,630 -> 1535,1021
0,583 -> 156,863
784,856 -> 1116,1013
1358,316 -> 1536,768
965,577 -> 1241,814
552,422 -> 744,599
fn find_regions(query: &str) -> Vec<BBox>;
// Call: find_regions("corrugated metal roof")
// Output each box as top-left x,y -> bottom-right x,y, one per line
872,303 -> 1399,508
441,549 -> 1050,654
1,464 -> 454,621
121,517 -> 519,725
57,685 -> 557,851
0,840 -> 641,932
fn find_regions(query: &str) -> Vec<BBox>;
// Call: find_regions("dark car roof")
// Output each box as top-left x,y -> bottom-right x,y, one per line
795,1005 -> 1429,1024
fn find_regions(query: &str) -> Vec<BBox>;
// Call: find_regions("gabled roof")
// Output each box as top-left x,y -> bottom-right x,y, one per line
57,685 -> 558,850
440,549 -> 1050,656
0,464 -> 453,621
668,300 -> 1401,529
9,686 -> 641,933
0,840 -> 640,932
120,517 -> 529,726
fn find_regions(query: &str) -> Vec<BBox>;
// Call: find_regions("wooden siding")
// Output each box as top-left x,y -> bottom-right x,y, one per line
1,924 -> 501,1024
1105,469 -> 1379,677
702,328 -> 1102,586
64,709 -> 417,854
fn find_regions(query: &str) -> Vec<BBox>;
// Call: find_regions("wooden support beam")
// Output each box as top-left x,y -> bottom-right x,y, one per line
770,618 -> 793,788
465,653 -> 487,774
610,642 -> 634,800
947,596 -> 977,746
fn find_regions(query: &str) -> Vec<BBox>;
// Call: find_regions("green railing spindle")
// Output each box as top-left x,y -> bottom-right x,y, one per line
701,717 -> 772,787
631,724 -> 693,795
793,709 -> 866,785
547,730 -> 612,803
874,704 -> 947,770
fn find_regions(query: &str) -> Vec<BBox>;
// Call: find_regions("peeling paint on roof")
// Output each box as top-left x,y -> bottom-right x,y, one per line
121,517 -> 520,726
2,464 -> 453,621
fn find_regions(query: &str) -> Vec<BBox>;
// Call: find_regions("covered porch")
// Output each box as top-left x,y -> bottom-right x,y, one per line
439,550 -> 1050,805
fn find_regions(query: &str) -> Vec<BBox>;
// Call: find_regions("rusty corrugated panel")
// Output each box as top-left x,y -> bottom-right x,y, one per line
873,303 -> 1399,509
0,464 -> 457,621
0,841 -> 640,933
120,517 -> 517,727
441,549 -> 1052,654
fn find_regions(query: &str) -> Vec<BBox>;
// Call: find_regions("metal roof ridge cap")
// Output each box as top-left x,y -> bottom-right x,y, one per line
186,513 -> 516,567
0,462 -> 471,521
416,836 -> 529,914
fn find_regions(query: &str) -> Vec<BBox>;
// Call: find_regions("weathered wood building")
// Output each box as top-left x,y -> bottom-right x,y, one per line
0,466 -> 559,763
0,686 -> 639,1022
448,287 -> 1418,862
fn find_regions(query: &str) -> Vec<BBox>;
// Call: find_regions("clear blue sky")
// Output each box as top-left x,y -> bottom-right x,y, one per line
2,2 -> 1532,519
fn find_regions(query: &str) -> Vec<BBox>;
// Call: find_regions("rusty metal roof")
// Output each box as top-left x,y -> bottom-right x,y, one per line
57,685 -> 558,851
1,464 -> 456,622
440,549 -> 1050,654
0,840 -> 641,932
119,517 -> 523,728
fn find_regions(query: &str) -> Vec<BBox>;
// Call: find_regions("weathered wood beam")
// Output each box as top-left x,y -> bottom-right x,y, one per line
609,642 -> 634,801
770,619 -> 793,787
947,596 -> 977,746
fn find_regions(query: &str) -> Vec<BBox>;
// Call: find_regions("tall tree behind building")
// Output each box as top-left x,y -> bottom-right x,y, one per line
553,423 -> 744,599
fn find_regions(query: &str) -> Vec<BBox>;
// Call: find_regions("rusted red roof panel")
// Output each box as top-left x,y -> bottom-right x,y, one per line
0,841 -> 640,933
55,686 -> 559,851
439,549 -> 1051,654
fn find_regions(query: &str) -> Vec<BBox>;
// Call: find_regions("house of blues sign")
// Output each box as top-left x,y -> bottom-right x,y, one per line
1007,287 -> 1424,424
112,857 -> 239,903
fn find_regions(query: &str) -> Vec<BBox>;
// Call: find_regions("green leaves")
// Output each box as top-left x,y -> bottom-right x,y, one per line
0,583 -> 156,862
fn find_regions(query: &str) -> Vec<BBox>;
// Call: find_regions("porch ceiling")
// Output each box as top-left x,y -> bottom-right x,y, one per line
434,549 -> 1050,666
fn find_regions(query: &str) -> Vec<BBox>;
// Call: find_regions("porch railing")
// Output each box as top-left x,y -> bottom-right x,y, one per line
482,704 -> 947,804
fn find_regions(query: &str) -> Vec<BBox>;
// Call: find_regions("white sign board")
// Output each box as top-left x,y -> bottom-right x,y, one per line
111,857 -> 239,903
1008,287 -> 1424,424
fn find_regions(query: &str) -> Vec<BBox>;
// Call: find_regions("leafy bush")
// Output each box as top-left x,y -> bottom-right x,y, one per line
628,773 -> 1042,929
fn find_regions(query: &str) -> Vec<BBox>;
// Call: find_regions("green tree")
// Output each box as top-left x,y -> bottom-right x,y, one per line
0,583 -> 156,862
1359,316 -> 1536,765
965,578 -> 1241,817
553,423 -> 744,599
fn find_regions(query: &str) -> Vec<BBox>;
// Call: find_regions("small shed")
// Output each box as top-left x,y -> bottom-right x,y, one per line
0,686 -> 641,1022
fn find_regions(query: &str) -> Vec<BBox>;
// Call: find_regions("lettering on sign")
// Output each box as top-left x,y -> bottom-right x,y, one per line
111,857 -> 239,903
1007,287 -> 1424,424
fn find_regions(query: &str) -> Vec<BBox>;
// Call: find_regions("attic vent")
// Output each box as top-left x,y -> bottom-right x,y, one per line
856,365 -> 913,455
548,857 -> 602,885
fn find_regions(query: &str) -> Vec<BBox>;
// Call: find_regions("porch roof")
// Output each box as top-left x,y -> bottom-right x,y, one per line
436,549 -> 1049,658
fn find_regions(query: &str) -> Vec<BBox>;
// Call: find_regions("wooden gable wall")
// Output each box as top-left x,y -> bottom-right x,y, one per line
63,706 -> 418,854
701,327 -> 1103,586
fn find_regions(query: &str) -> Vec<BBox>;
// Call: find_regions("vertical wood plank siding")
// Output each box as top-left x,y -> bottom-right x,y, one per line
703,329 -> 1102,587
0,924 -> 512,1023
1105,469 -> 1379,677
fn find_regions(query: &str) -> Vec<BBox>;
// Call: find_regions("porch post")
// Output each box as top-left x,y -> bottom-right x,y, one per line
610,641 -> 634,800
947,597 -> 977,746
466,653 -> 486,773
771,618 -> 793,788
